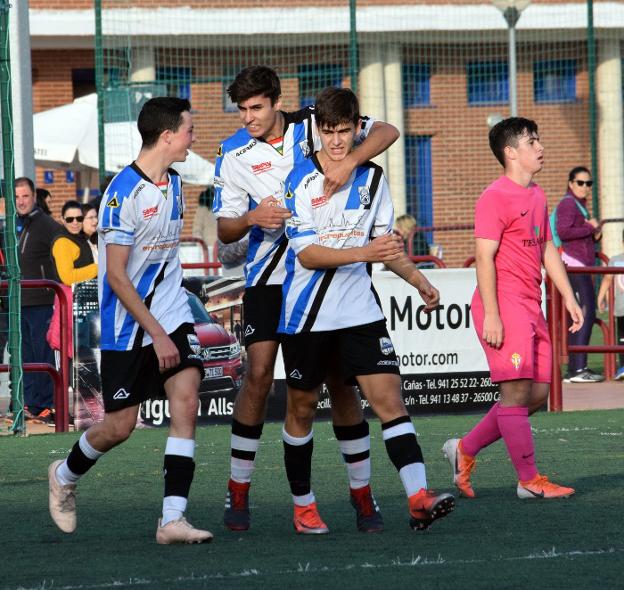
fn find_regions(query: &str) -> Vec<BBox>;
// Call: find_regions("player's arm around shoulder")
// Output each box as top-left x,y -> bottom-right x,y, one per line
322,119 -> 399,197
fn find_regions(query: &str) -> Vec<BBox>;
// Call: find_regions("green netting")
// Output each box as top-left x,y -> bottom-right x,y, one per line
0,2 -> 24,435
96,1 -> 624,266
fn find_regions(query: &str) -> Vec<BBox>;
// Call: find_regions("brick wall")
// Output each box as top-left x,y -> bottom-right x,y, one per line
29,4 -> 593,264
31,0 -> 575,8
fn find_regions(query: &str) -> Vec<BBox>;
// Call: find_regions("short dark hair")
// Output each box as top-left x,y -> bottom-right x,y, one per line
568,166 -> 591,182
61,199 -> 82,217
137,97 -> 191,148
227,66 -> 281,105
15,177 -> 35,193
314,87 -> 360,129
489,117 -> 538,166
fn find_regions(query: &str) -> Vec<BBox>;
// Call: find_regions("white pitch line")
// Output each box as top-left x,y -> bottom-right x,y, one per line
12,547 -> 623,590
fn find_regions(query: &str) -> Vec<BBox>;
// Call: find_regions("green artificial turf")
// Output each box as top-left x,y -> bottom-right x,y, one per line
2,410 -> 623,589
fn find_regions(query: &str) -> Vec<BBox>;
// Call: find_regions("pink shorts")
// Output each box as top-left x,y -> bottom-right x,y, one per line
471,290 -> 552,384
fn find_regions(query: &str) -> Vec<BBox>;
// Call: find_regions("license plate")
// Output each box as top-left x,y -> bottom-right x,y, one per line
204,366 -> 224,378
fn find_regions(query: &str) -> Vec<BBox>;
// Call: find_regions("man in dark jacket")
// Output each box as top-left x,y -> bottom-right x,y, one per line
15,177 -> 63,422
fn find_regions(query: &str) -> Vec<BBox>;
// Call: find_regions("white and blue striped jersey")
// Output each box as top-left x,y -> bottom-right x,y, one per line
97,163 -> 193,351
278,155 -> 394,334
212,106 -> 374,288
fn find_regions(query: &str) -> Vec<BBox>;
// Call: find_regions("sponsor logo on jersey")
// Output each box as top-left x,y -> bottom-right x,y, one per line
252,161 -> 272,175
106,196 -> 120,208
142,205 -> 159,219
132,183 -> 146,199
113,388 -> 130,400
285,188 -> 295,200
187,333 -> 201,356
216,144 -> 223,157
213,176 -> 225,188
358,186 -> 371,205
311,195 -> 328,209
511,352 -> 522,370
235,140 -> 257,157
379,337 -> 394,356
304,172 -> 319,190
289,369 -> 303,379
244,324 -> 255,337
299,140 -> 311,157
377,359 -> 399,366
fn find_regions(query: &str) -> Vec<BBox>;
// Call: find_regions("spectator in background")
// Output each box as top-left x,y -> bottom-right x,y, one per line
36,187 -> 52,216
597,230 -> 624,381
15,177 -> 63,424
394,214 -> 429,257
51,200 -> 97,287
81,202 -> 99,259
556,166 -> 604,383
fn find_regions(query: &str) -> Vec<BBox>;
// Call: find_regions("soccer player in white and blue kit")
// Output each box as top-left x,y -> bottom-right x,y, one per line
214,66 -> 400,533
279,87 -> 455,531
48,98 -> 212,544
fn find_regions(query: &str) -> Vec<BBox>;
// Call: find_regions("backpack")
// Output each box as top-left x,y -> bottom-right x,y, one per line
549,196 -> 589,248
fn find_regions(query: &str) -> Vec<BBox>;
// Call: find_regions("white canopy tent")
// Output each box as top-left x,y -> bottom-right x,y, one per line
33,93 -> 214,186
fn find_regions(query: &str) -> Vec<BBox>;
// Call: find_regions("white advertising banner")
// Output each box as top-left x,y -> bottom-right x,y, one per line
273,268 -> 503,415
377,268 -> 488,374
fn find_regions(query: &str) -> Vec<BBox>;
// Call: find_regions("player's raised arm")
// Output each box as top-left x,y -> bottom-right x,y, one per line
322,120 -> 399,196
543,240 -> 584,333
475,237 -> 504,348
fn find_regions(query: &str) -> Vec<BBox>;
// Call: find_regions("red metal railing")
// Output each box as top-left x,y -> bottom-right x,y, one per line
548,265 -> 624,411
408,255 -> 447,268
0,279 -> 71,432
180,237 -> 222,275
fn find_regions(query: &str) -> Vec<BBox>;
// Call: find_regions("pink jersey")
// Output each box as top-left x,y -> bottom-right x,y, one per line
474,175 -> 551,301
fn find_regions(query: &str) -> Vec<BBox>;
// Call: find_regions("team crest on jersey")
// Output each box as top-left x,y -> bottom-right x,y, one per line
379,337 -> 394,356
511,353 -> 522,370
187,333 -> 202,359
299,140 -> 311,157
358,186 -> 371,205
216,144 -> 223,158
106,195 -> 120,208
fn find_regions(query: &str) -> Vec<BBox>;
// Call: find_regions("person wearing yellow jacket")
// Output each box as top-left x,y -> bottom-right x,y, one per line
52,200 -> 97,286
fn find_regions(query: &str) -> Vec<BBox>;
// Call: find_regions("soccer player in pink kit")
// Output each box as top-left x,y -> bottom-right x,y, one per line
443,117 -> 583,500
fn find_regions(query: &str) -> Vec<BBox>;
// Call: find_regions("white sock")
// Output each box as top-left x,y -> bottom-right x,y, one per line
337,436 -> 371,489
56,432 -> 104,486
399,463 -> 427,497
162,496 -> 188,526
162,437 -> 195,525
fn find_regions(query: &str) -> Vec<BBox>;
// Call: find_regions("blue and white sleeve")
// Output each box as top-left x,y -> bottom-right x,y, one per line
284,179 -> 319,254
370,174 -> 394,238
212,154 -> 249,219
99,190 -> 136,246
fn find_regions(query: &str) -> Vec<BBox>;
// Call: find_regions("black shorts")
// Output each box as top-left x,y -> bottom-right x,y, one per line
242,285 -> 282,347
280,320 -> 400,390
100,323 -> 204,413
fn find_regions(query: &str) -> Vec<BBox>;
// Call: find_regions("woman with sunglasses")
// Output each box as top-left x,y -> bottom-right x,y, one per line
556,166 -> 604,383
51,200 -> 97,287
